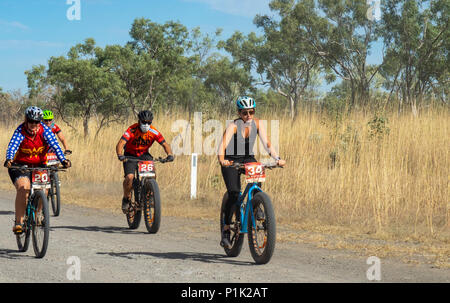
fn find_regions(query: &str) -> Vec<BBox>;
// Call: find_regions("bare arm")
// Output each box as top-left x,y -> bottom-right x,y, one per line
116,138 -> 127,157
56,132 -> 69,151
161,141 -> 173,157
217,122 -> 236,166
257,119 -> 286,166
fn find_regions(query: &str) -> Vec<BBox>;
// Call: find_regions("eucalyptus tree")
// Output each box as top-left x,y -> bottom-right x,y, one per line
45,38 -> 128,138
223,0 -> 322,119
380,0 -> 449,115
291,0 -> 382,110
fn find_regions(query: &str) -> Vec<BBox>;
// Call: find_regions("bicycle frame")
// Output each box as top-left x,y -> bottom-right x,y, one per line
24,194 -> 36,229
237,182 -> 263,234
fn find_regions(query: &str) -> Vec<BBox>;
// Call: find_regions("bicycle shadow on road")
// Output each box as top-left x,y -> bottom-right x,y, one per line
52,225 -> 148,235
97,251 -> 255,266
0,210 -> 15,215
0,248 -> 34,260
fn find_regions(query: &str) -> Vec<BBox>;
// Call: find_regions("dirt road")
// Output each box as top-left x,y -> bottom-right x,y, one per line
0,190 -> 448,283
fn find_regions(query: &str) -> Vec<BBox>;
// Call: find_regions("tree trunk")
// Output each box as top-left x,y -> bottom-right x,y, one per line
83,116 -> 89,139
83,104 -> 91,139
289,96 -> 296,120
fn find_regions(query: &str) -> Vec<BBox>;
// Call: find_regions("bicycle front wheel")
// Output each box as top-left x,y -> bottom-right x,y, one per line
126,182 -> 142,229
31,190 -> 50,258
247,192 -> 276,264
220,192 -> 244,257
142,179 -> 161,234
16,218 -> 31,252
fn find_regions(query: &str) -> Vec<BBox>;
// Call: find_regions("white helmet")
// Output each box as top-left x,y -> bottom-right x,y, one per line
25,106 -> 43,121
236,96 -> 255,109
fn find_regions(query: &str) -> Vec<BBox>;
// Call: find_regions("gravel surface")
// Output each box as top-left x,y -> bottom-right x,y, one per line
0,190 -> 449,283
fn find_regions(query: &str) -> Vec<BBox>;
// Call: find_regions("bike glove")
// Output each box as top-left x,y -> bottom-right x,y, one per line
118,155 -> 126,162
3,159 -> 12,168
165,155 -> 174,162
62,159 -> 71,168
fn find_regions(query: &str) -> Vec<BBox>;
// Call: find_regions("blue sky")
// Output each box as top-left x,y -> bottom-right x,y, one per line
0,0 -> 383,94
0,0 -> 273,93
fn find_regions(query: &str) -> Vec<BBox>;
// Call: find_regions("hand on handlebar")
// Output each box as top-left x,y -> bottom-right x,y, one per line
3,159 -> 12,168
220,160 -> 234,167
158,155 -> 174,163
64,150 -> 72,156
62,159 -> 71,168
276,159 -> 286,167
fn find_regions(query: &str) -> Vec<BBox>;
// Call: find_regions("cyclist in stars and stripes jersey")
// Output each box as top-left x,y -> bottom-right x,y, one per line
3,106 -> 71,234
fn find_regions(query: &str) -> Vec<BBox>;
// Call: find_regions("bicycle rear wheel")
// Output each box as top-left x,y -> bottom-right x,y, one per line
48,171 -> 61,216
142,179 -> 161,234
247,192 -> 276,264
31,190 -> 50,258
126,180 -> 142,229
16,216 -> 31,252
220,192 -> 244,257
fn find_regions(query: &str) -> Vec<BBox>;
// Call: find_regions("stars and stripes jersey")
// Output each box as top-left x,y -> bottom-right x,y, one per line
6,123 -> 66,165
121,123 -> 166,157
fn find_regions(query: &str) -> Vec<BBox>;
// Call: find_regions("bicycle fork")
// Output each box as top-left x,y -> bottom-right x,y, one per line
239,184 -> 261,234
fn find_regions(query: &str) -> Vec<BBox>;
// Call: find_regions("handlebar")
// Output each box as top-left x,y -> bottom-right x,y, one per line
226,162 -> 283,170
9,165 -> 67,172
122,156 -> 169,164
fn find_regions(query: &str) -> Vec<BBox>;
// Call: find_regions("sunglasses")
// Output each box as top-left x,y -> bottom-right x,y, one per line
43,119 -> 53,122
240,110 -> 255,116
27,120 -> 40,125
140,120 -> 152,125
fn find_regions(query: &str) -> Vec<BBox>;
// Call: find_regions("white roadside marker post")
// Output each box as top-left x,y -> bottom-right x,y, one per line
191,153 -> 198,199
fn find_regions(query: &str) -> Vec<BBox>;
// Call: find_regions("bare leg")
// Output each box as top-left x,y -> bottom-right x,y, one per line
14,177 -> 30,224
123,174 -> 134,199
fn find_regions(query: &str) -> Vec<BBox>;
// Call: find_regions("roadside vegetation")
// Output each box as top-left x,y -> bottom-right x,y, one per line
1,0 -> 448,266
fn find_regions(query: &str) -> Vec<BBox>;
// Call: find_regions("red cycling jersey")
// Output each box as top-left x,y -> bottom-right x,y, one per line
50,123 -> 62,134
121,123 -> 165,157
14,124 -> 51,165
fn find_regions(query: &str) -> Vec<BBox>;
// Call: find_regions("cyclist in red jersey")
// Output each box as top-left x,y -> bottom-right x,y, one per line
4,106 -> 71,234
42,110 -> 71,155
116,110 -> 174,213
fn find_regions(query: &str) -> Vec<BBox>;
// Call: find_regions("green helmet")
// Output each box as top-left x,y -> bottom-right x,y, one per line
42,110 -> 54,120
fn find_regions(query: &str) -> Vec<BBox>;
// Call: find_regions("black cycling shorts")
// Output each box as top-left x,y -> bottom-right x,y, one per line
7,163 -> 45,185
8,167 -> 31,185
220,156 -> 258,225
123,152 -> 153,177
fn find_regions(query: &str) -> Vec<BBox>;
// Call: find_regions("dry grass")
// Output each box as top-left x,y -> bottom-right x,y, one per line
0,108 -> 448,266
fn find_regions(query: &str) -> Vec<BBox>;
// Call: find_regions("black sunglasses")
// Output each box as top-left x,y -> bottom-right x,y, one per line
27,120 -> 40,124
140,120 -> 152,125
240,109 -> 255,116
43,119 -> 53,122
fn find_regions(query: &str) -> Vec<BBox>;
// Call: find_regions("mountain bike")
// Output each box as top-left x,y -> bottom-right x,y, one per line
46,150 -> 71,216
123,156 -> 168,233
220,162 -> 281,264
12,165 -> 65,258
